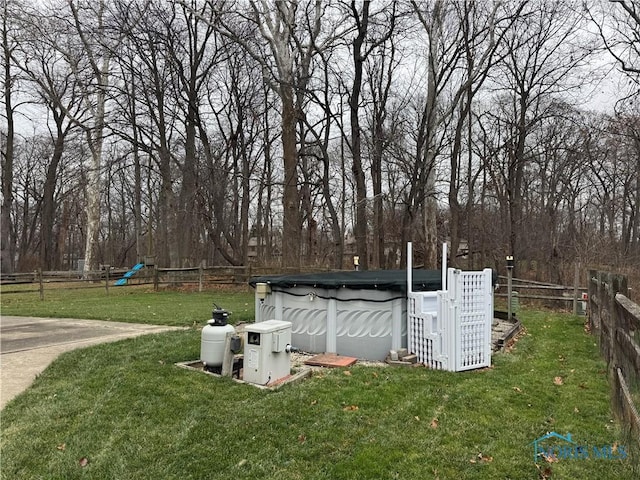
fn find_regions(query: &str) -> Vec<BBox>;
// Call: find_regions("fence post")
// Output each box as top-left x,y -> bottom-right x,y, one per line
154,265 -> 159,292
506,256 -> 514,320
589,270 -> 640,443
38,268 -> 44,301
105,266 -> 110,295
572,262 -> 579,315
588,269 -> 601,331
198,264 -> 203,293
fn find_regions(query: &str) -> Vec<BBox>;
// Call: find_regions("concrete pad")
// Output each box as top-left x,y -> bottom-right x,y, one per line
0,316 -> 183,410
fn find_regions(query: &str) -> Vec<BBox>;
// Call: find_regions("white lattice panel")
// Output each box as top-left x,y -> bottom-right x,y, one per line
408,268 -> 493,372
450,269 -> 493,371
408,292 -> 447,370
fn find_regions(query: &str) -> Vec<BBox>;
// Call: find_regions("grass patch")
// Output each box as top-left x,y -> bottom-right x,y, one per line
1,309 -> 637,479
0,284 -> 256,326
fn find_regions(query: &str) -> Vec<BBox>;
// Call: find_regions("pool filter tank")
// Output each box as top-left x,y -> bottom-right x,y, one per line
201,304 -> 235,370
243,320 -> 293,385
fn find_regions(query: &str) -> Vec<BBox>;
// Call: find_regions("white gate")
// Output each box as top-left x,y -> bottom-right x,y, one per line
448,268 -> 493,371
407,261 -> 493,371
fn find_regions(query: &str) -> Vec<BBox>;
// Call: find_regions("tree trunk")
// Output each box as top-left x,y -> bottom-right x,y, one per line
83,142 -> 102,274
1,8 -> 14,274
76,0 -> 111,275
350,0 -> 370,270
178,91 -> 198,267
422,12 -> 440,270
133,139 -> 142,265
280,83 -> 301,269
41,129 -> 65,270
423,169 -> 439,268
509,92 -> 528,264
448,95 -> 473,269
372,120 -> 384,269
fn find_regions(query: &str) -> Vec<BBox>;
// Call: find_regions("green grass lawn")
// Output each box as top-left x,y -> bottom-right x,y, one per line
0,284 -> 256,325
1,287 -> 637,479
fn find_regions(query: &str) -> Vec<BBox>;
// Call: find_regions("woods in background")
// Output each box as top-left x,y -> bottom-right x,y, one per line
1,0 -> 639,286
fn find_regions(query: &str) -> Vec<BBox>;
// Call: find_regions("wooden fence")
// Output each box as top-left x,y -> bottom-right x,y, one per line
495,276 -> 588,315
0,265 -> 329,297
589,270 -> 640,441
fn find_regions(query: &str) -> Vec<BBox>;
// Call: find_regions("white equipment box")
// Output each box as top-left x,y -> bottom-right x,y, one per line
243,320 -> 292,385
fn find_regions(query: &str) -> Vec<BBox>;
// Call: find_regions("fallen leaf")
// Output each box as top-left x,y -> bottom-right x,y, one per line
343,370 -> 352,376
343,405 -> 359,411
477,452 -> 493,463
310,399 -> 318,405
56,443 -> 66,451
612,441 -> 618,453
236,459 -> 247,468
542,452 -> 558,463
298,434 -> 306,443
372,372 -> 378,378
414,416 -> 420,422
574,407 -> 580,413
513,386 -> 522,393
79,457 -> 89,467
430,418 -> 439,429
538,465 -> 553,479
553,376 -> 563,385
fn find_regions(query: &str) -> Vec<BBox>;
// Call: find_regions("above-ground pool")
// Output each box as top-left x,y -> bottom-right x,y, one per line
248,270 -> 442,361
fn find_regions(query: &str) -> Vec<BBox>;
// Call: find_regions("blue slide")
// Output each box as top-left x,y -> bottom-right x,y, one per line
114,263 -> 145,286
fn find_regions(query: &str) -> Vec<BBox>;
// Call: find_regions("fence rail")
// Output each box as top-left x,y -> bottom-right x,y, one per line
0,265 -> 332,297
0,268 -> 595,314
495,275 -> 588,314
589,270 -> 640,443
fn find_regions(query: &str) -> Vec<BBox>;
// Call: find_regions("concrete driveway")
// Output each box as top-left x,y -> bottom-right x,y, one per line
0,316 -> 183,410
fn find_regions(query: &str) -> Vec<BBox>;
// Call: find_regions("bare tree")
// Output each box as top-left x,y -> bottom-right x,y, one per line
410,0 -> 503,267
341,0 -> 397,270
214,1 -> 329,269
301,44 -> 345,269
586,0 -> 640,111
484,0 -> 595,265
364,30 -> 406,269
443,0 -> 524,268
13,8 -> 92,269
12,136 -> 44,270
111,0 -> 181,267
165,0 -> 222,266
59,0 -> 117,273
250,0 -> 304,269
590,0 -> 640,75
1,0 -> 17,273
203,34 -> 266,266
